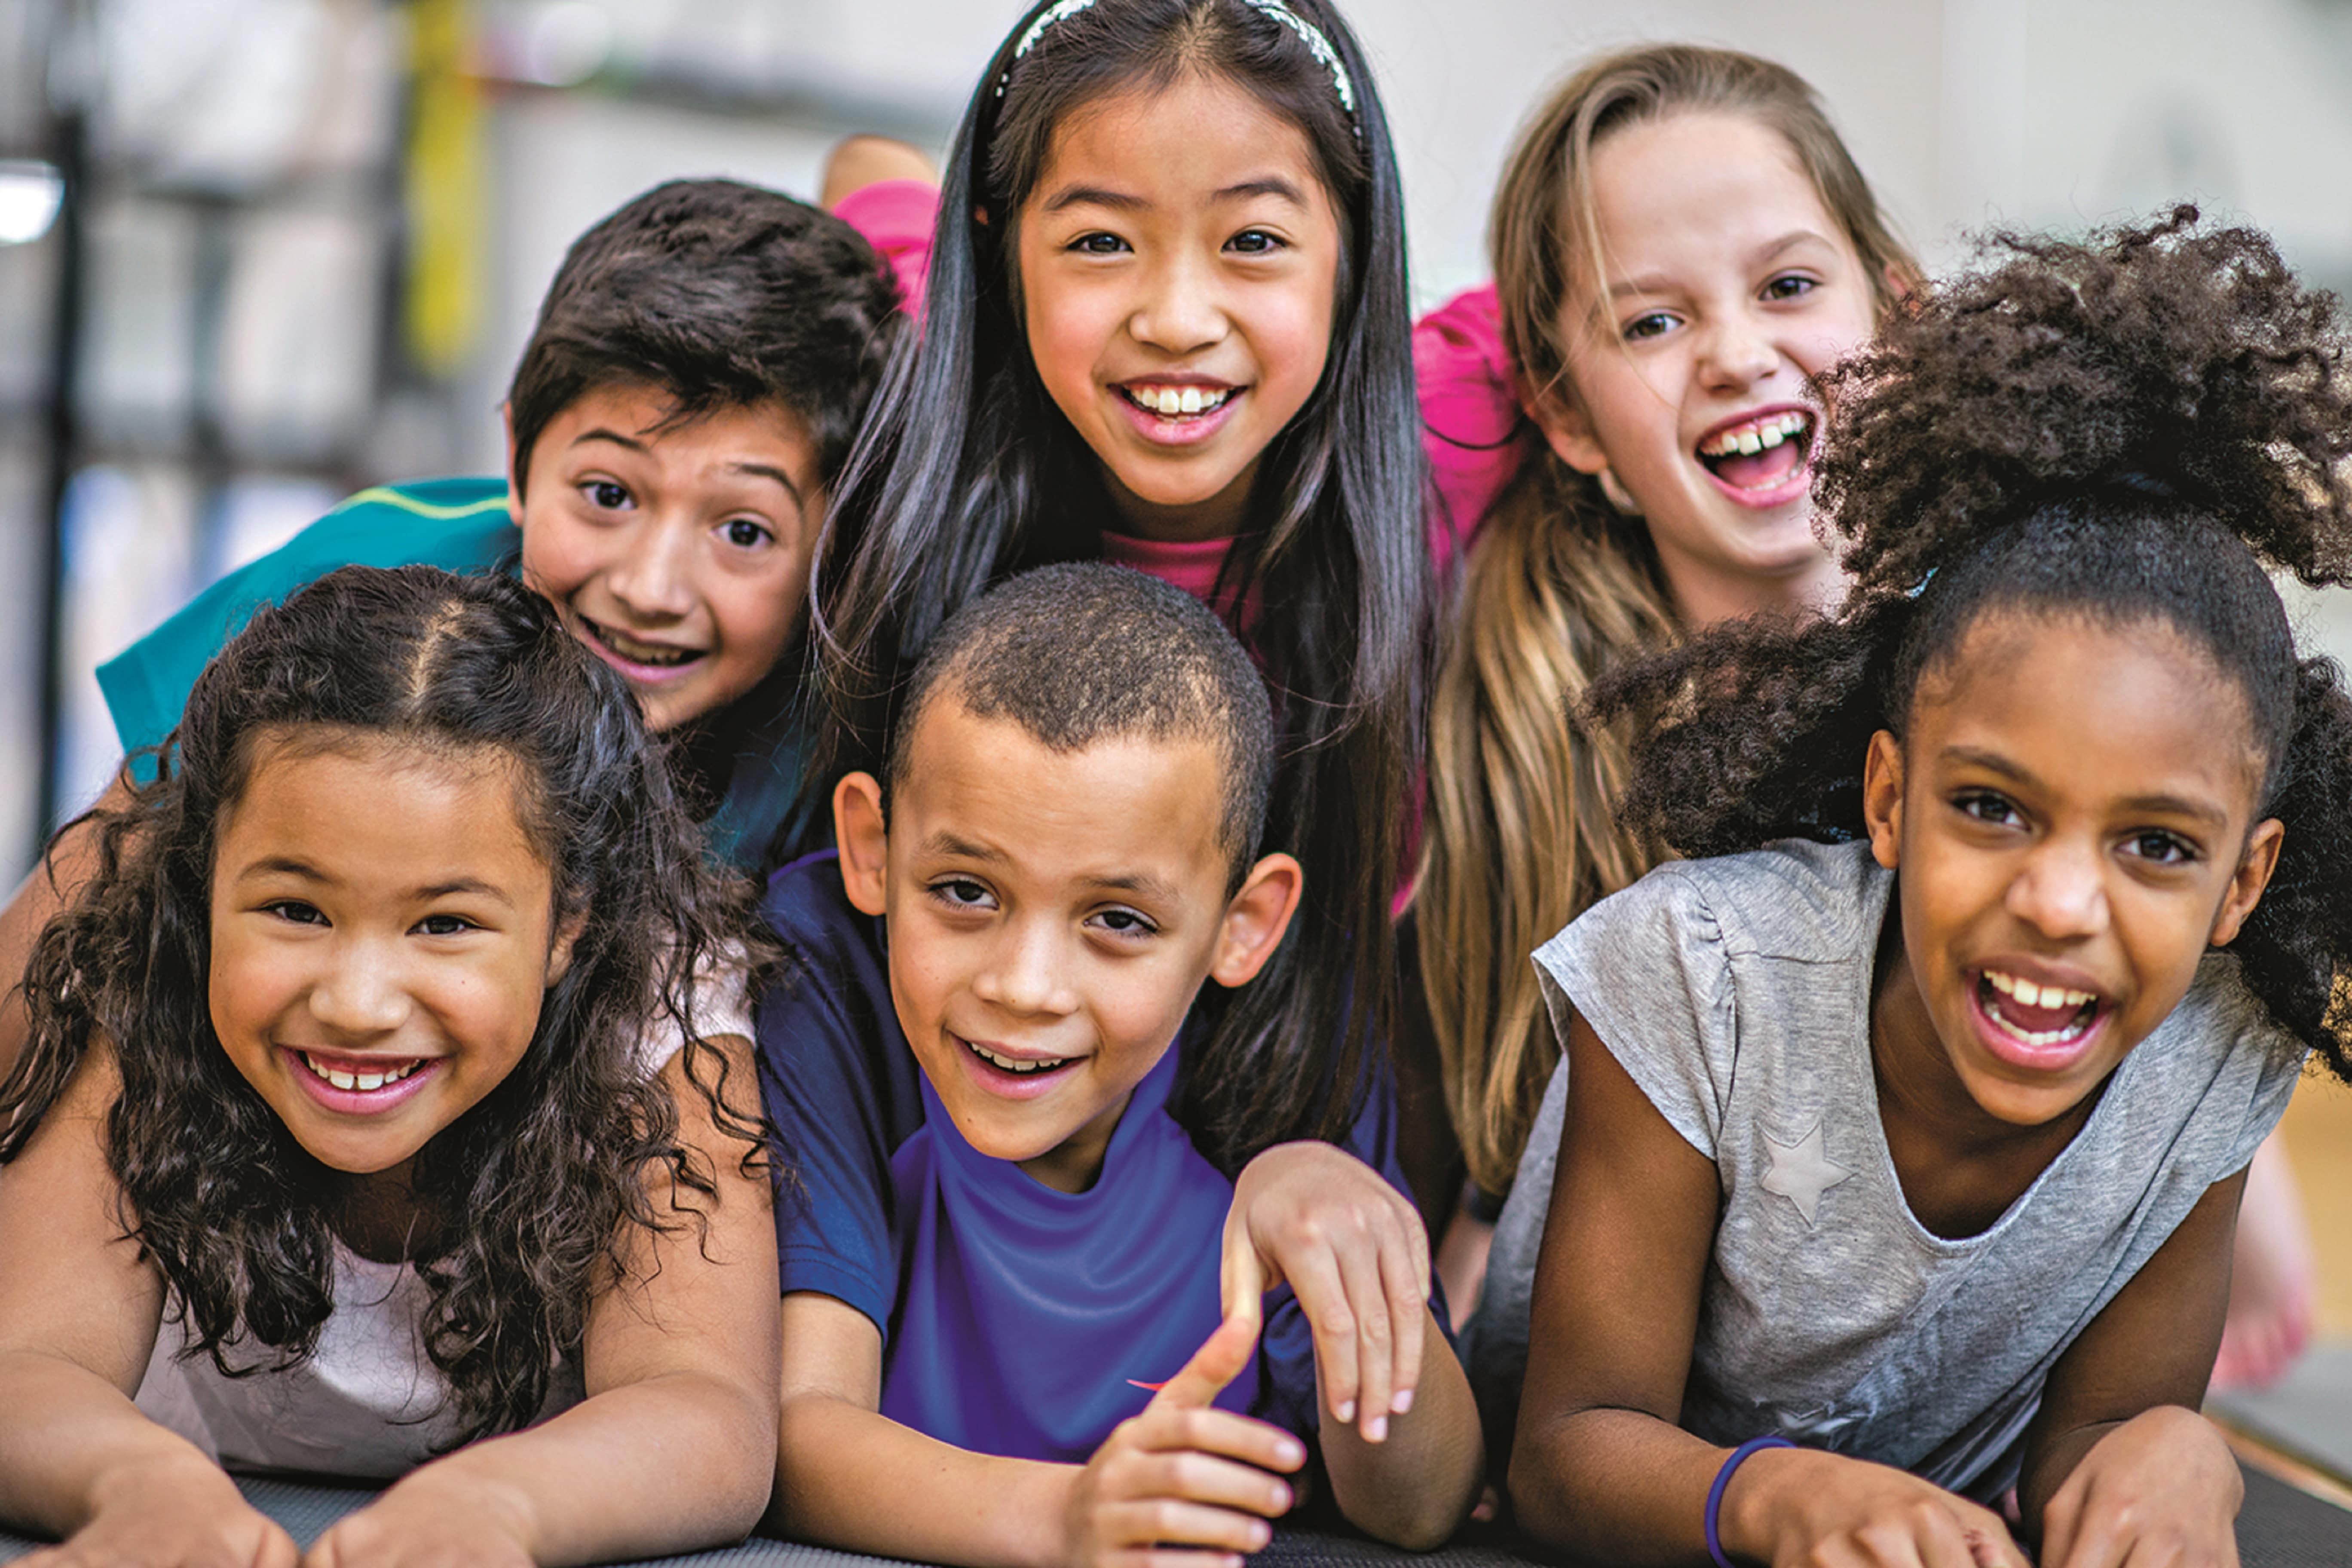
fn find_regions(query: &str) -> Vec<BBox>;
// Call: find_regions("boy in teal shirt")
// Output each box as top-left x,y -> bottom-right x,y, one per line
0,175 -> 907,1077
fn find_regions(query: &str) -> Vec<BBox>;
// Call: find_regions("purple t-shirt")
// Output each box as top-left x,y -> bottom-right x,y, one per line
757,850 -> 1416,1462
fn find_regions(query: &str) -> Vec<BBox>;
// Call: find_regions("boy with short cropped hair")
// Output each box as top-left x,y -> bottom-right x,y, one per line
758,564 -> 1483,1568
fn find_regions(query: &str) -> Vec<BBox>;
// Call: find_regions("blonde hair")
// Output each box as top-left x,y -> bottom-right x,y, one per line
1420,44 -> 1923,1195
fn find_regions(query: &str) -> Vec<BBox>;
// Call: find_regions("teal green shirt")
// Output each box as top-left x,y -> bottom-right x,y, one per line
95,477 -> 811,872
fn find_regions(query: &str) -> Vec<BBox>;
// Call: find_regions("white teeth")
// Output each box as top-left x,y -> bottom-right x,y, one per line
1699,410 -> 1810,458
968,1039 -> 1065,1075
1983,971 -> 2097,1010
1128,386 -> 1229,417
302,1054 -> 421,1093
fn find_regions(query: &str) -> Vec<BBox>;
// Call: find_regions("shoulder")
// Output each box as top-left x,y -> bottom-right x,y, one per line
760,850 -> 878,972
2132,951 -> 2309,1165
1546,838 -> 1882,974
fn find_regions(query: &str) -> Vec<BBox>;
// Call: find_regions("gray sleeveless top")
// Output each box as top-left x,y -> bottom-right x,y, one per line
1466,839 -> 2303,1501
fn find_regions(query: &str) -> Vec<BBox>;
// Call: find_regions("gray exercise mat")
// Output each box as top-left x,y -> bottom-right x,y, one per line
2210,1340 -> 2352,1485
3,1465 -> 2348,1567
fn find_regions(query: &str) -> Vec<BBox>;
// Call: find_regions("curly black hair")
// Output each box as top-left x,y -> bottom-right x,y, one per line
1596,208 -> 2352,1080
0,566 -> 774,1445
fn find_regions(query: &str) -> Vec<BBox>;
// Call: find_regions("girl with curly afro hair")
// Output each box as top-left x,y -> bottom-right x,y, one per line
1480,209 -> 2352,1568
0,566 -> 781,1568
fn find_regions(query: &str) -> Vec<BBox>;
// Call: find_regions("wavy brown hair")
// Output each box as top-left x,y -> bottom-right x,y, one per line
0,566 -> 773,1445
1420,45 -> 1920,1194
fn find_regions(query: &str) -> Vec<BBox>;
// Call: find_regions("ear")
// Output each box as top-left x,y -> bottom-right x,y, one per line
1862,729 -> 1905,872
833,772 -> 891,918
1523,378 -> 1611,478
501,401 -> 525,524
1882,260 -> 1917,307
2208,816 -> 2285,949
1207,852 -> 1303,989
544,908 -> 588,989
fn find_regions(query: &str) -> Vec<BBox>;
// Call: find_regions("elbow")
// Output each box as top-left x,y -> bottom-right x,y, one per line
1507,1428 -> 1574,1549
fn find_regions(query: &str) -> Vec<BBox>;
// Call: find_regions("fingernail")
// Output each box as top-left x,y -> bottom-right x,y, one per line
1335,1399 -> 1355,1424
1251,1522 -> 1272,1549
1365,1414 -> 1387,1442
1278,1439 -> 1306,1467
1390,1388 -> 1414,1415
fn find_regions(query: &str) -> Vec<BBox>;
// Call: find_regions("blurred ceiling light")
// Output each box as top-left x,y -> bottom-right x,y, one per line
0,161 -> 65,245
520,1 -> 614,87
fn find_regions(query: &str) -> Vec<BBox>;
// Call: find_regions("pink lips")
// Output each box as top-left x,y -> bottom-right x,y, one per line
575,617 -> 705,687
1112,386 -> 1244,449
1696,406 -> 1814,509
1964,981 -> 2105,1075
953,1034 -> 1078,1102
283,1047 -> 441,1116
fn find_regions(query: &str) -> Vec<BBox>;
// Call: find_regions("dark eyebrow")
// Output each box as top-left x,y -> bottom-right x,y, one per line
1041,184 -> 1148,215
416,878 -> 517,907
1087,870 -> 1185,905
919,832 -> 1006,864
570,426 -> 648,452
239,855 -> 329,883
732,462 -> 802,506
1216,176 -> 1305,206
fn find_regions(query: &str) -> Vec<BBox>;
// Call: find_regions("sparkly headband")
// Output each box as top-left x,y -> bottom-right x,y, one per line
995,0 -> 1358,124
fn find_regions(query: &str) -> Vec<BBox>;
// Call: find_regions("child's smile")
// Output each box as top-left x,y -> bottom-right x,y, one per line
1016,71 -> 1341,545
833,697 -> 1298,1195
1865,613 -> 2282,1132
1538,111 -> 1877,619
517,383 -> 823,733
209,734 -> 576,1180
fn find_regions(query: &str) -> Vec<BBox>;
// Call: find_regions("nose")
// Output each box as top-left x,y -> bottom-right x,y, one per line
2005,835 -> 2111,941
603,516 -> 696,622
1696,308 -> 1781,393
1127,249 -> 1229,357
972,918 -> 1079,1019
307,937 -> 415,1039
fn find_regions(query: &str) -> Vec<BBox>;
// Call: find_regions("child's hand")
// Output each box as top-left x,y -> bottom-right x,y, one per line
1061,1311 -> 1304,1568
301,1470 -> 535,1568
2038,1406 -> 2242,1568
22,1462 -> 294,1568
1723,1446 -> 2029,1568
1222,1141 -> 1428,1442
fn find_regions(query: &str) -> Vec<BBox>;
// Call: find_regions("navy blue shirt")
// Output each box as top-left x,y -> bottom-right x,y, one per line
757,850 -> 1417,1463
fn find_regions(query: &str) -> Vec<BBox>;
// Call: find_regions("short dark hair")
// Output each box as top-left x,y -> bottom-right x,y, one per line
888,563 -> 1274,886
507,179 -> 901,494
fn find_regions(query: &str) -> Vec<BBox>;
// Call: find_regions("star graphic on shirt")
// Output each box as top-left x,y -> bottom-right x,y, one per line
1761,1123 -> 1852,1226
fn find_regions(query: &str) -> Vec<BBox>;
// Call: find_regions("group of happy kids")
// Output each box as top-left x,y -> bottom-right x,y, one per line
1,6 -> 2348,1568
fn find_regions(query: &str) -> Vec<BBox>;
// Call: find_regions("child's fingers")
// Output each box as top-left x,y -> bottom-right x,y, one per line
1150,1311 -> 1260,1413
1278,1239 -> 1365,1430
1097,1498 -> 1274,1558
1109,1449 -> 1294,1521
1219,1216 -> 1267,1325
1330,1234 -> 1397,1439
1134,1401 -> 1308,1476
1378,1223 -> 1427,1416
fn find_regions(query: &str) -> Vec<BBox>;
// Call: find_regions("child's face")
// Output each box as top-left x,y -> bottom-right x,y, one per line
1539,112 -> 1880,616
514,383 -> 823,733
1016,71 -> 1342,543
208,735 -> 577,1178
833,698 -> 1300,1193
1863,614 -> 2282,1129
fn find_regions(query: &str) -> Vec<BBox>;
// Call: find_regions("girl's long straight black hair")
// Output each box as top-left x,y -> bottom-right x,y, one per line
804,0 -> 1427,1171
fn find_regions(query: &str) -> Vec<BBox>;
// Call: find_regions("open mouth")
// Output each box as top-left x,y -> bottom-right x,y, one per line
1696,410 -> 1815,494
961,1035 -> 1078,1079
1118,383 -> 1236,422
580,615 -> 706,671
300,1051 -> 427,1093
1975,969 -> 2103,1051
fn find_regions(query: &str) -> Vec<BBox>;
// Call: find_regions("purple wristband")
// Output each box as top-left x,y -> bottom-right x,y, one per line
1704,1436 -> 1796,1568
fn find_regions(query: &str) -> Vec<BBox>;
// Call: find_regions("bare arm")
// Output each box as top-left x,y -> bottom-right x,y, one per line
821,136 -> 938,211
0,1046 -> 296,1568
306,1036 -> 783,1568
1318,1302 -> 1482,1548
2024,1168 -> 2247,1568
1510,1013 -> 2026,1568
0,778 -> 130,1087
772,1292 -> 1304,1568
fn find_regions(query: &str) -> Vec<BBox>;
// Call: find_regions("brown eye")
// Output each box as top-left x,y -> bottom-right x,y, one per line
585,481 -> 630,510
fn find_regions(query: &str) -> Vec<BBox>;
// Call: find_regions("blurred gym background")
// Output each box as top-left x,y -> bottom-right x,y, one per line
1,0 -> 2350,1448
